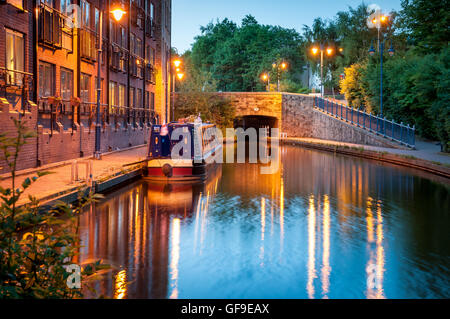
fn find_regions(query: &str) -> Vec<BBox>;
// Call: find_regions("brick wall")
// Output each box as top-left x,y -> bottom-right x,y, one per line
0,99 -> 150,174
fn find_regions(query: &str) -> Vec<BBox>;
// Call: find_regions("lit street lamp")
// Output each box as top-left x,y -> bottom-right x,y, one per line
261,73 -> 270,92
367,13 -> 394,118
172,59 -> 184,121
311,44 -> 335,97
95,7 -> 126,160
272,61 -> 288,92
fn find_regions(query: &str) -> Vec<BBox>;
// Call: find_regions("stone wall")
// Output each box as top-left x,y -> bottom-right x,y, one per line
281,93 -> 403,148
215,92 -> 283,123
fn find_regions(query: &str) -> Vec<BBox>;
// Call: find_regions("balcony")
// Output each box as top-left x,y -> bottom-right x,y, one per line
80,28 -> 98,62
38,3 -> 62,49
0,67 -> 33,111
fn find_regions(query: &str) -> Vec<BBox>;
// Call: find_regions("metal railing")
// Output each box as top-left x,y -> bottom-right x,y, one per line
314,97 -> 416,148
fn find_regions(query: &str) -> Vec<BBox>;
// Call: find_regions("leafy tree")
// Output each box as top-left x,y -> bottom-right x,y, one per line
185,15 -> 306,93
399,0 -> 450,52
0,120 -> 109,298
174,93 -> 235,131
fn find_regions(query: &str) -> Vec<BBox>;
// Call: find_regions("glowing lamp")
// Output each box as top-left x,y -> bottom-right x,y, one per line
173,60 -> 182,68
177,73 -> 185,80
111,8 -> 126,22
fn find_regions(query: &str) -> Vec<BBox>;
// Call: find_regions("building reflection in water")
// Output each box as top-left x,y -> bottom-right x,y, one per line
78,166 -> 222,299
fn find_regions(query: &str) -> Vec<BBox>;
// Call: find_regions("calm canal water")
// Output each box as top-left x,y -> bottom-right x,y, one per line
78,145 -> 450,299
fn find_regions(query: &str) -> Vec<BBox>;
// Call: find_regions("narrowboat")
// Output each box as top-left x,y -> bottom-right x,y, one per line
144,120 -> 222,182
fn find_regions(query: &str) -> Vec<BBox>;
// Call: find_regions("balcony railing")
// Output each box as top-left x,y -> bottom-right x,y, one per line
80,28 -> 98,62
314,97 -> 416,148
38,3 -> 63,48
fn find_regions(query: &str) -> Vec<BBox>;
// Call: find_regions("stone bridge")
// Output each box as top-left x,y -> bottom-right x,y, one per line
209,92 -> 403,149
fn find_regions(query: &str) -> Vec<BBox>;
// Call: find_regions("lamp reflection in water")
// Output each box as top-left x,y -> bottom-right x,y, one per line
307,195 -> 316,299
169,218 -> 181,299
366,198 -> 386,299
321,195 -> 331,298
260,197 -> 266,264
114,270 -> 127,299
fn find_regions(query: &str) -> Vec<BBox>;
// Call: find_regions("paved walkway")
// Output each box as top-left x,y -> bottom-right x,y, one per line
283,137 -> 450,166
0,146 -> 148,206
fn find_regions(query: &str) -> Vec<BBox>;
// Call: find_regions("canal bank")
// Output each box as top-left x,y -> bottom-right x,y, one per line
282,137 -> 450,180
0,145 -> 148,207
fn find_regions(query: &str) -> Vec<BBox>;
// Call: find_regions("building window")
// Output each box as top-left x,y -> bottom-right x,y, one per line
135,37 -> 142,58
60,68 -> 73,100
109,81 -> 117,108
5,29 -> 25,86
130,33 -> 135,53
109,21 -> 116,43
136,88 -> 142,108
81,0 -> 90,28
118,84 -> 126,107
38,61 -> 55,97
60,0 -> 70,14
80,73 -> 91,102
95,7 -> 100,34
130,87 -> 135,108
150,2 -> 154,20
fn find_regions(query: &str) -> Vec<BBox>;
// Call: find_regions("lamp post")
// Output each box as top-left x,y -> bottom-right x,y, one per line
368,13 -> 394,118
261,73 -> 270,92
311,44 -> 335,98
272,61 -> 287,92
94,7 -> 126,160
172,59 -> 184,122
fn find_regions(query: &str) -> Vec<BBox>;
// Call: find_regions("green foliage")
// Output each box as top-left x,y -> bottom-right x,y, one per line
399,0 -> 450,53
174,93 -> 235,130
0,120 -> 108,298
185,15 -> 306,92
340,48 -> 450,149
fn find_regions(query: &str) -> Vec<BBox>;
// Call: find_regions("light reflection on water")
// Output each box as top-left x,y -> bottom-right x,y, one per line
78,145 -> 450,299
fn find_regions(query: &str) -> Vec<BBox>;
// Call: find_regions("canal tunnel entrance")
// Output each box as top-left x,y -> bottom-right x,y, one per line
234,115 -> 279,134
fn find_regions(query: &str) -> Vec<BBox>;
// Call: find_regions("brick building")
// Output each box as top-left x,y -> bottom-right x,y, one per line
0,0 -> 172,173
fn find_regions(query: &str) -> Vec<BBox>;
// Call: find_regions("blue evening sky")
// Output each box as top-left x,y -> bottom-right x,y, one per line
172,0 -> 402,53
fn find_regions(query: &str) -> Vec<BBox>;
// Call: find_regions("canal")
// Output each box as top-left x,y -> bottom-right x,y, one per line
78,145 -> 450,299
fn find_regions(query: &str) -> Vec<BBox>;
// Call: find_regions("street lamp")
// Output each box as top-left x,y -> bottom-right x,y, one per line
95,7 -> 126,159
311,44 -> 335,97
367,13 -> 393,118
261,73 -> 270,92
272,61 -> 288,92
172,59 -> 185,121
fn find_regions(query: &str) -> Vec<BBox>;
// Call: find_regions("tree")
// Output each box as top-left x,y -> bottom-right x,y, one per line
399,0 -> 450,52
186,15 -> 307,93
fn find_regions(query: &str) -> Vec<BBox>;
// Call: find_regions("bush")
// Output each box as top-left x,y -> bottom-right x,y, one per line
0,120 -> 108,298
174,92 -> 236,130
340,48 -> 450,150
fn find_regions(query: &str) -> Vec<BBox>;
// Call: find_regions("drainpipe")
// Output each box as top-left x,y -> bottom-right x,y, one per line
33,1 -> 40,167
77,0 -> 82,157
106,0 -> 110,124
127,0 -> 131,125
142,4 -> 146,126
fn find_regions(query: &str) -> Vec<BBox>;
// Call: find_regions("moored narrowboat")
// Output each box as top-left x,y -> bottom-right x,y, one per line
144,120 -> 222,182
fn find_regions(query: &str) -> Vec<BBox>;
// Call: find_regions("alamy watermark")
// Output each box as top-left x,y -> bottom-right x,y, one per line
168,126 -> 281,175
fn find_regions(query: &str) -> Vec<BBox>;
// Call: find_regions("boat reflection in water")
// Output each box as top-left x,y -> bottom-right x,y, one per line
78,145 -> 449,299
78,166 -> 222,299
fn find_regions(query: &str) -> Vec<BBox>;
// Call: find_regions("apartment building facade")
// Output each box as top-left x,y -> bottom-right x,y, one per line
0,0 -> 172,172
